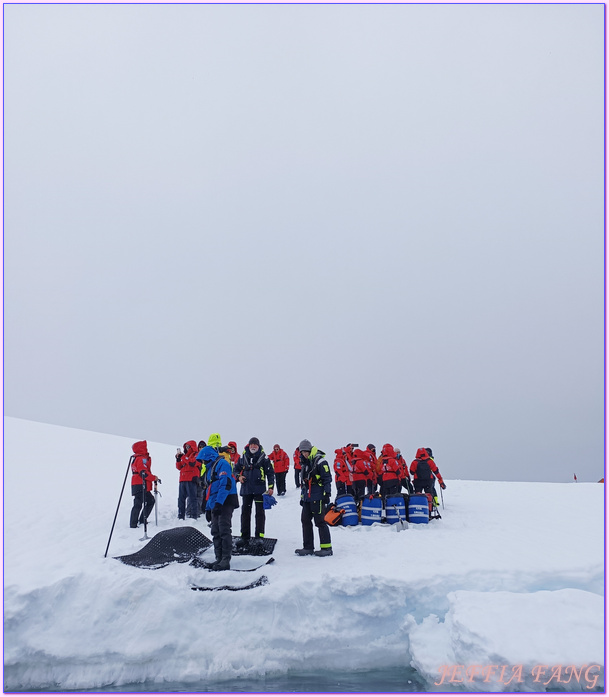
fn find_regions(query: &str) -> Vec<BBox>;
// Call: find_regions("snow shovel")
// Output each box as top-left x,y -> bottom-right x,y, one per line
392,504 -> 408,531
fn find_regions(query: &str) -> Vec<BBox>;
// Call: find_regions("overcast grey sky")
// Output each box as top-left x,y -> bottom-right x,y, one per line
4,3 -> 604,482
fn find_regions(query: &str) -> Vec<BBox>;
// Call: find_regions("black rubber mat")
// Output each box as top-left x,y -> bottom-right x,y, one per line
116,526 -> 213,569
231,536 -> 277,556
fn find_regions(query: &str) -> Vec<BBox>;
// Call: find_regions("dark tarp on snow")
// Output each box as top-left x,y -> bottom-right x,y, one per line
115,526 -> 277,569
115,526 -> 213,569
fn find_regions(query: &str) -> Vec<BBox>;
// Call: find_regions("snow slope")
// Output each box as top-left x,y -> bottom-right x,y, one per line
3,417 -> 605,692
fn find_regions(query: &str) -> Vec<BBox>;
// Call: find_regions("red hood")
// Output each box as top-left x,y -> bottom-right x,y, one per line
132,440 -> 148,456
353,449 -> 368,460
228,441 -> 238,451
184,440 -> 198,454
415,447 -> 429,459
381,443 -> 396,458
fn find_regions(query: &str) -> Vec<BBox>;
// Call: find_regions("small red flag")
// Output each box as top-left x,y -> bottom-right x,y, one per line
574,473 -> 578,482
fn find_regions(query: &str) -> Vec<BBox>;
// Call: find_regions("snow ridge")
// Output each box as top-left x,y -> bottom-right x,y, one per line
5,562 -> 604,690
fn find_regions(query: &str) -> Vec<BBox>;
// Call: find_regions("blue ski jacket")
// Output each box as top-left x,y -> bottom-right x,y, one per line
200,447 -> 239,510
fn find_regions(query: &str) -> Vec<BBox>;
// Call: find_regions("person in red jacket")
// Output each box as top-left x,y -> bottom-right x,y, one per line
333,447 -> 353,497
365,444 -> 378,495
410,447 -> 446,496
129,440 -> 159,528
426,447 -> 444,507
351,448 -> 371,502
378,444 -> 401,497
293,447 -> 302,488
269,444 -> 290,496
395,447 -> 413,493
227,441 -> 240,466
342,443 -> 355,467
176,440 -> 200,520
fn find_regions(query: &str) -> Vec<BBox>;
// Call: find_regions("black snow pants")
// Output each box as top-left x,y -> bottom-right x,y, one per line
381,480 -> 401,497
240,494 -> 265,539
130,485 -> 155,527
275,472 -> 287,496
353,480 -> 366,502
211,503 -> 234,562
301,499 -> 331,551
414,478 -> 434,496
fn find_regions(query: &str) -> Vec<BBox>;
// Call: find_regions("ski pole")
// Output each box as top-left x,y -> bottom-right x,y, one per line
154,482 -> 162,526
440,486 -> 444,510
104,455 -> 134,558
140,478 -> 150,541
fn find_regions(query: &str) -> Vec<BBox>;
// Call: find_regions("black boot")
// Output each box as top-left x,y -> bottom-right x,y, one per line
212,558 -> 230,571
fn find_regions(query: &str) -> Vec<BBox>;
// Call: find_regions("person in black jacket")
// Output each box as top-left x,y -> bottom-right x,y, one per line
295,439 -> 333,557
234,437 -> 275,542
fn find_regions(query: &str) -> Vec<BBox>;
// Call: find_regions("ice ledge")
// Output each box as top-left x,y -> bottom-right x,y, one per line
410,588 -> 604,692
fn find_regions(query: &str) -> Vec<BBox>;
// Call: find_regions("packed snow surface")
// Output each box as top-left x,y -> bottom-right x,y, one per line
3,417 -> 605,692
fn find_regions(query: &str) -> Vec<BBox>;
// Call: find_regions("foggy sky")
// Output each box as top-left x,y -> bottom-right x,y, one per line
4,3 -> 605,482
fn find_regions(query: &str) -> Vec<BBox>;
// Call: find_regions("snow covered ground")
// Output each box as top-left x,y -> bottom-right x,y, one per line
3,417 -> 605,692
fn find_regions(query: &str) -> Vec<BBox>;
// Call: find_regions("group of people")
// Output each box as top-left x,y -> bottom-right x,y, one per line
128,436 -> 446,570
332,443 -> 446,502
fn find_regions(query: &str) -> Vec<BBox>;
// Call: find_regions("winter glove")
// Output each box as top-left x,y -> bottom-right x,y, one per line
323,491 -> 330,504
263,494 -> 277,510
440,482 -> 446,490
156,477 -> 162,485
140,471 -> 148,479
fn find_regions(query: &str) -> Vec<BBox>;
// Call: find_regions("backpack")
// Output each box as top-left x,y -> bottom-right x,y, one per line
324,503 -> 345,526
415,458 -> 432,482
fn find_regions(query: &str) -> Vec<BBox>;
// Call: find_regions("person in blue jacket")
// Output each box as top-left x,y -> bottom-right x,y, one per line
198,446 -> 239,570
295,439 -> 333,557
